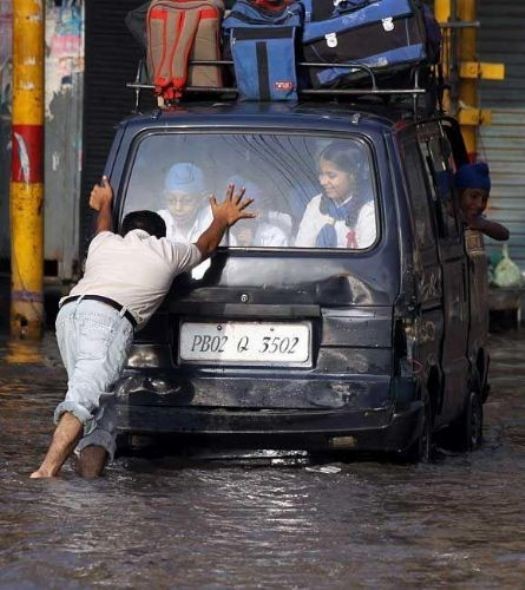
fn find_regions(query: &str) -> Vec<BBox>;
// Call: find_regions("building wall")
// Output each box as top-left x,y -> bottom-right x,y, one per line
0,0 -> 84,279
0,0 -> 12,261
478,1 -> 525,271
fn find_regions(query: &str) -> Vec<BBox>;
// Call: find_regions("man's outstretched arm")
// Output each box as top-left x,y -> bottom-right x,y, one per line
468,215 -> 510,241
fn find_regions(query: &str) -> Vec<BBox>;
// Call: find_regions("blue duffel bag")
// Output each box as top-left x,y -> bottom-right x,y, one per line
223,0 -> 305,101
301,0 -> 439,88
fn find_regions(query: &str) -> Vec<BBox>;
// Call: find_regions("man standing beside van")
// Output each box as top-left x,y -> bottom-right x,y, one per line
30,177 -> 254,479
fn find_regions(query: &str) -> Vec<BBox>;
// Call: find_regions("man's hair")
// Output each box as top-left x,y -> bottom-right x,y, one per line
120,210 -> 166,239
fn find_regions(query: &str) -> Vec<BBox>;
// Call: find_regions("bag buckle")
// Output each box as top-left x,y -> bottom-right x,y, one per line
325,32 -> 338,48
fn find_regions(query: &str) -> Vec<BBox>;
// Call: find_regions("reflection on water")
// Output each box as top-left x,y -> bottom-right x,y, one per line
0,331 -> 524,589
4,340 -> 45,365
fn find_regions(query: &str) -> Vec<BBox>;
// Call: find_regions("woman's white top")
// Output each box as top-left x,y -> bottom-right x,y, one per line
295,194 -> 376,249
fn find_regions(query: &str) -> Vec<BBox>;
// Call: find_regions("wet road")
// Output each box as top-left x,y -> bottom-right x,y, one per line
0,331 -> 524,589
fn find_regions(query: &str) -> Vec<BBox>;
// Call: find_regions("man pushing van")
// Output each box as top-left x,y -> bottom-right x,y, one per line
30,177 -> 254,479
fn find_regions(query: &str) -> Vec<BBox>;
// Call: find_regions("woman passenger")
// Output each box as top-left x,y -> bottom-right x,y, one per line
295,141 -> 376,249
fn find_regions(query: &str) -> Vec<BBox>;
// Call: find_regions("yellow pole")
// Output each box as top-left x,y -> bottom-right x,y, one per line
10,0 -> 45,339
457,0 -> 478,161
434,0 -> 451,22
434,0 -> 452,114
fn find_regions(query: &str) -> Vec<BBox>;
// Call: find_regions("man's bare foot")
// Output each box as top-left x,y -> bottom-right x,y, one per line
29,468 -> 55,479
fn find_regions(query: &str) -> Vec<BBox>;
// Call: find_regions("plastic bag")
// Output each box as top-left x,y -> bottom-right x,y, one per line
493,244 -> 523,288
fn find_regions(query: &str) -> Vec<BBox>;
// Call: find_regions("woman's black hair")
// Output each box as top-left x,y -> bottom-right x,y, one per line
319,140 -> 365,176
120,210 -> 166,239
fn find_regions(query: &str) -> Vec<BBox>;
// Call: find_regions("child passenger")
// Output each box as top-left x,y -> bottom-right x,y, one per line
455,162 -> 509,241
226,175 -> 292,247
157,162 -> 210,242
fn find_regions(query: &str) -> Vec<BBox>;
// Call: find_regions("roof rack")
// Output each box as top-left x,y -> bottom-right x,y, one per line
127,60 -> 434,117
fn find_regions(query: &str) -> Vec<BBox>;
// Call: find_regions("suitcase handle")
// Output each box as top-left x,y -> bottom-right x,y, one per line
333,0 -> 374,15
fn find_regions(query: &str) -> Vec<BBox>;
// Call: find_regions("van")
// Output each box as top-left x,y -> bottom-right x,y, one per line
104,99 -> 488,461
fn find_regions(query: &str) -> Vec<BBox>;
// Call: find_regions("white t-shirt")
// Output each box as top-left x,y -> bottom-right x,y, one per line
295,194 -> 376,249
65,230 -> 201,329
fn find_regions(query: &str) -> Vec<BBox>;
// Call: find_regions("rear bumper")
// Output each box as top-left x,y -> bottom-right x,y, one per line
115,400 -> 424,453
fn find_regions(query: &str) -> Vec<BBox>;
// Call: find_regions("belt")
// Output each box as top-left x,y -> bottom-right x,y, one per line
60,294 -> 137,328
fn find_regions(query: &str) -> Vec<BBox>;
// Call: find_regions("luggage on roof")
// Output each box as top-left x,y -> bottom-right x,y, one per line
146,0 -> 224,101
223,0 -> 304,101
125,0 -> 442,112
301,0 -> 440,88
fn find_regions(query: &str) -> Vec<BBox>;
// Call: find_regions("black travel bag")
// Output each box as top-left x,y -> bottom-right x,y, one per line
301,0 -> 439,88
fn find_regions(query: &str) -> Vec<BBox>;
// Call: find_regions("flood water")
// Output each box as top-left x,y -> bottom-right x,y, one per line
0,330 -> 524,589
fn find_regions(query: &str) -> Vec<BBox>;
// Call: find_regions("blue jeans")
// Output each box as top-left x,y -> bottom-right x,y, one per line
54,298 -> 134,460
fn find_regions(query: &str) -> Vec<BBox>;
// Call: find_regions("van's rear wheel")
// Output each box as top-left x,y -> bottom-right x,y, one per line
462,390 -> 484,451
402,401 -> 433,463
440,389 -> 483,452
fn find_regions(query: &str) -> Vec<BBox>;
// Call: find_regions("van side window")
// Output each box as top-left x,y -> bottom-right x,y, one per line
402,141 -> 435,250
419,136 -> 460,242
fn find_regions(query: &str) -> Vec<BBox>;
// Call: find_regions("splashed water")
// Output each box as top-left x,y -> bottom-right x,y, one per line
0,331 -> 524,589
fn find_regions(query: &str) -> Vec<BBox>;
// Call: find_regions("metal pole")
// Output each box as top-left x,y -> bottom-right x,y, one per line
10,0 -> 45,339
457,0 -> 478,161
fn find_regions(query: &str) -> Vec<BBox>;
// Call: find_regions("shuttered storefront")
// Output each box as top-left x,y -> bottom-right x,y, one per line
81,0 -> 151,257
478,1 -> 525,269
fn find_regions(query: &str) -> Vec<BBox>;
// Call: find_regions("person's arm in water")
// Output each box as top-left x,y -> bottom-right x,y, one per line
466,212 -> 510,241
195,184 -> 255,259
89,176 -> 114,234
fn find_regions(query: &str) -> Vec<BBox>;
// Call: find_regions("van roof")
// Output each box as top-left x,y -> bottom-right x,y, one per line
122,100 -> 427,135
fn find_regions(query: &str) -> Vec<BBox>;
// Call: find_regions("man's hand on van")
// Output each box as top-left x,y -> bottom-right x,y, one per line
195,184 -> 256,259
89,176 -> 113,212
89,176 -> 114,234
210,183 -> 256,228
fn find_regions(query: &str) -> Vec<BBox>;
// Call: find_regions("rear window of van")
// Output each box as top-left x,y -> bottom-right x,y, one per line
122,132 -> 378,250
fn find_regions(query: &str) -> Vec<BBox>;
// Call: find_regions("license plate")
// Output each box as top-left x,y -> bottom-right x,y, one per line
179,321 -> 311,366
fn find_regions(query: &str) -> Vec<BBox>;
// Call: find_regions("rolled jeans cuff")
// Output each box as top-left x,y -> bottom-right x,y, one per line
54,401 -> 95,436
75,429 -> 117,462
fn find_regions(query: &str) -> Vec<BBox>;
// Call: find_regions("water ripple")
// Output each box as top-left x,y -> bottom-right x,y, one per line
0,331 -> 524,589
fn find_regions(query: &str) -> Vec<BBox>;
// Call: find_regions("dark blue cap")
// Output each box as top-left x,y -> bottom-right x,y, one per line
455,162 -> 491,192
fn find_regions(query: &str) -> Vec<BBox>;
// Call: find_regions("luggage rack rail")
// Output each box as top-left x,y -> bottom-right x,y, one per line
127,60 -> 432,116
